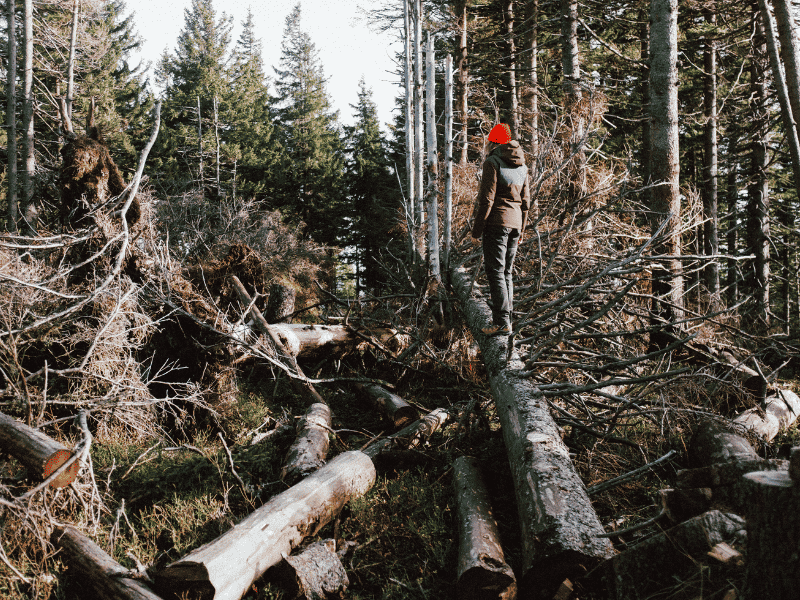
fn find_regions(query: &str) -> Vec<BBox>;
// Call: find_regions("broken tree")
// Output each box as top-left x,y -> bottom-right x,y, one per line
450,266 -> 614,598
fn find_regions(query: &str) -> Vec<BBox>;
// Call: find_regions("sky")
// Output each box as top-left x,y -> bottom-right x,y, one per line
125,0 -> 402,130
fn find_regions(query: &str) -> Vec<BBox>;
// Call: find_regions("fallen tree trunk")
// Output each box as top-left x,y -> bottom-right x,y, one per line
270,323 -> 403,359
52,525 -> 163,600
0,411 -> 79,488
450,267 -> 614,598
453,456 -> 517,600
155,451 -> 376,600
363,407 -> 451,460
733,388 -> 800,442
230,275 -> 325,405
281,403 -> 331,485
353,382 -> 418,429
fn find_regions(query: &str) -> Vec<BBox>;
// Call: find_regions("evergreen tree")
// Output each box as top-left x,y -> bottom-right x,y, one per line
227,8 -> 278,201
345,79 -> 401,294
272,3 -> 345,246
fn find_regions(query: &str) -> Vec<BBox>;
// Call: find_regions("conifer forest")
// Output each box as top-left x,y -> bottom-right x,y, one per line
5,0 -> 800,598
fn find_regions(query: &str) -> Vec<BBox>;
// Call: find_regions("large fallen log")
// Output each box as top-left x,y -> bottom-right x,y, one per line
353,382 -> 418,429
450,267 -> 614,598
453,456 -> 517,600
0,411 -> 79,488
733,388 -> 800,442
281,403 -> 331,485
155,451 -> 376,600
52,525 -> 163,600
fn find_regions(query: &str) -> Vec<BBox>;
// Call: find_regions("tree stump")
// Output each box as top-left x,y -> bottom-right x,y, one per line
265,283 -> 296,324
453,456 -> 517,600
741,469 -> 800,600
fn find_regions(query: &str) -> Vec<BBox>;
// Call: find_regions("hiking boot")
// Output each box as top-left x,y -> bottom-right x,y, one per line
482,323 -> 511,336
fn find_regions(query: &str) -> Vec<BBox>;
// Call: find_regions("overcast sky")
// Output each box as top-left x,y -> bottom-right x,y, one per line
126,0 -> 402,130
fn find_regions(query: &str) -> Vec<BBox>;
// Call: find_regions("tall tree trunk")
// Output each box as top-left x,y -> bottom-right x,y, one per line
197,96 -> 203,190
21,0 -> 36,235
403,0 -> 416,257
747,12 -> 771,329
639,9 -> 651,187
6,0 -> 18,231
780,208 -> 792,334
524,0 -> 539,165
444,53 -> 453,272
649,0 -> 683,331
703,9 -> 720,304
726,134 -> 740,305
214,95 -> 221,191
457,0 -> 469,165
65,0 -> 79,119
414,0 -> 424,257
772,0 -> 800,145
502,0 -> 519,136
425,34 -> 440,281
561,0 -> 586,199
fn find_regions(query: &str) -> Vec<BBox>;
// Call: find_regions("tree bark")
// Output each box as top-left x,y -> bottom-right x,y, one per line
21,0 -> 36,234
648,0 -> 683,331
281,403 -> 331,485
426,34 -> 440,281
702,9 -> 720,303
52,526 -> 163,600
6,0 -> 18,231
457,0 -> 470,165
742,470 -> 800,600
155,451 -> 376,600
65,0 -> 79,119
747,12 -> 771,329
453,456 -> 517,600
268,323 -> 402,359
445,53 -> 454,272
524,0 -> 539,161
638,8 -> 650,188
725,133 -> 740,304
450,267 -> 614,599
282,539 -> 349,600
265,283 -> 296,324
413,0 -> 424,258
502,0 -> 519,136
353,382 -> 418,429
0,411 -> 79,488
772,0 -> 800,145
403,0 -> 416,258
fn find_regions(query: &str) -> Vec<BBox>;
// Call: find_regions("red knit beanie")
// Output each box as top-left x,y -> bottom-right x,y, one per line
488,123 -> 511,144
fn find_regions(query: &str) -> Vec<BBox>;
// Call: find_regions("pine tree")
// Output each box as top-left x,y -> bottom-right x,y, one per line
272,3 -> 345,246
345,79 -> 401,294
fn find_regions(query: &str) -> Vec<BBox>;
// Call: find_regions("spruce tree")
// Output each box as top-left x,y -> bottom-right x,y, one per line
272,3 -> 345,246
345,79 -> 401,294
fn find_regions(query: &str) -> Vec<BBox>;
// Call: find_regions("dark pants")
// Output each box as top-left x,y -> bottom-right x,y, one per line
482,225 -> 520,328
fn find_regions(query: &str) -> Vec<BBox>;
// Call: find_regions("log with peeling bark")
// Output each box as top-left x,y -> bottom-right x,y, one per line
281,403 -> 331,485
453,456 -> 517,600
155,451 -> 376,600
0,411 -> 79,488
353,382 -> 418,429
363,407 -> 451,460
733,388 -> 800,442
230,275 -> 325,405
270,323 -> 404,359
282,539 -> 348,599
608,510 -> 746,600
741,469 -> 800,600
52,525 -> 163,600
265,283 -> 296,324
450,266 -> 614,598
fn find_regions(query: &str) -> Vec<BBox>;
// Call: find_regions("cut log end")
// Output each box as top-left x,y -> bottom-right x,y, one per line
456,566 -> 517,600
43,449 -> 79,488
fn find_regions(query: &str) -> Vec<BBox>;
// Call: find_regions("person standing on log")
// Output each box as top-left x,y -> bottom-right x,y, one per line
471,123 -> 530,336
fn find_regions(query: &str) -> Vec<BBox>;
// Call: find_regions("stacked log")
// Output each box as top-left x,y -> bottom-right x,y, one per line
450,267 -> 614,598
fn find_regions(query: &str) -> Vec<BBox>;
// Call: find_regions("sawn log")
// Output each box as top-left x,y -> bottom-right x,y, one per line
0,410 -> 79,488
353,382 -> 418,428
155,451 -> 376,600
281,402 -> 331,485
52,525 -> 163,600
450,267 -> 614,598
